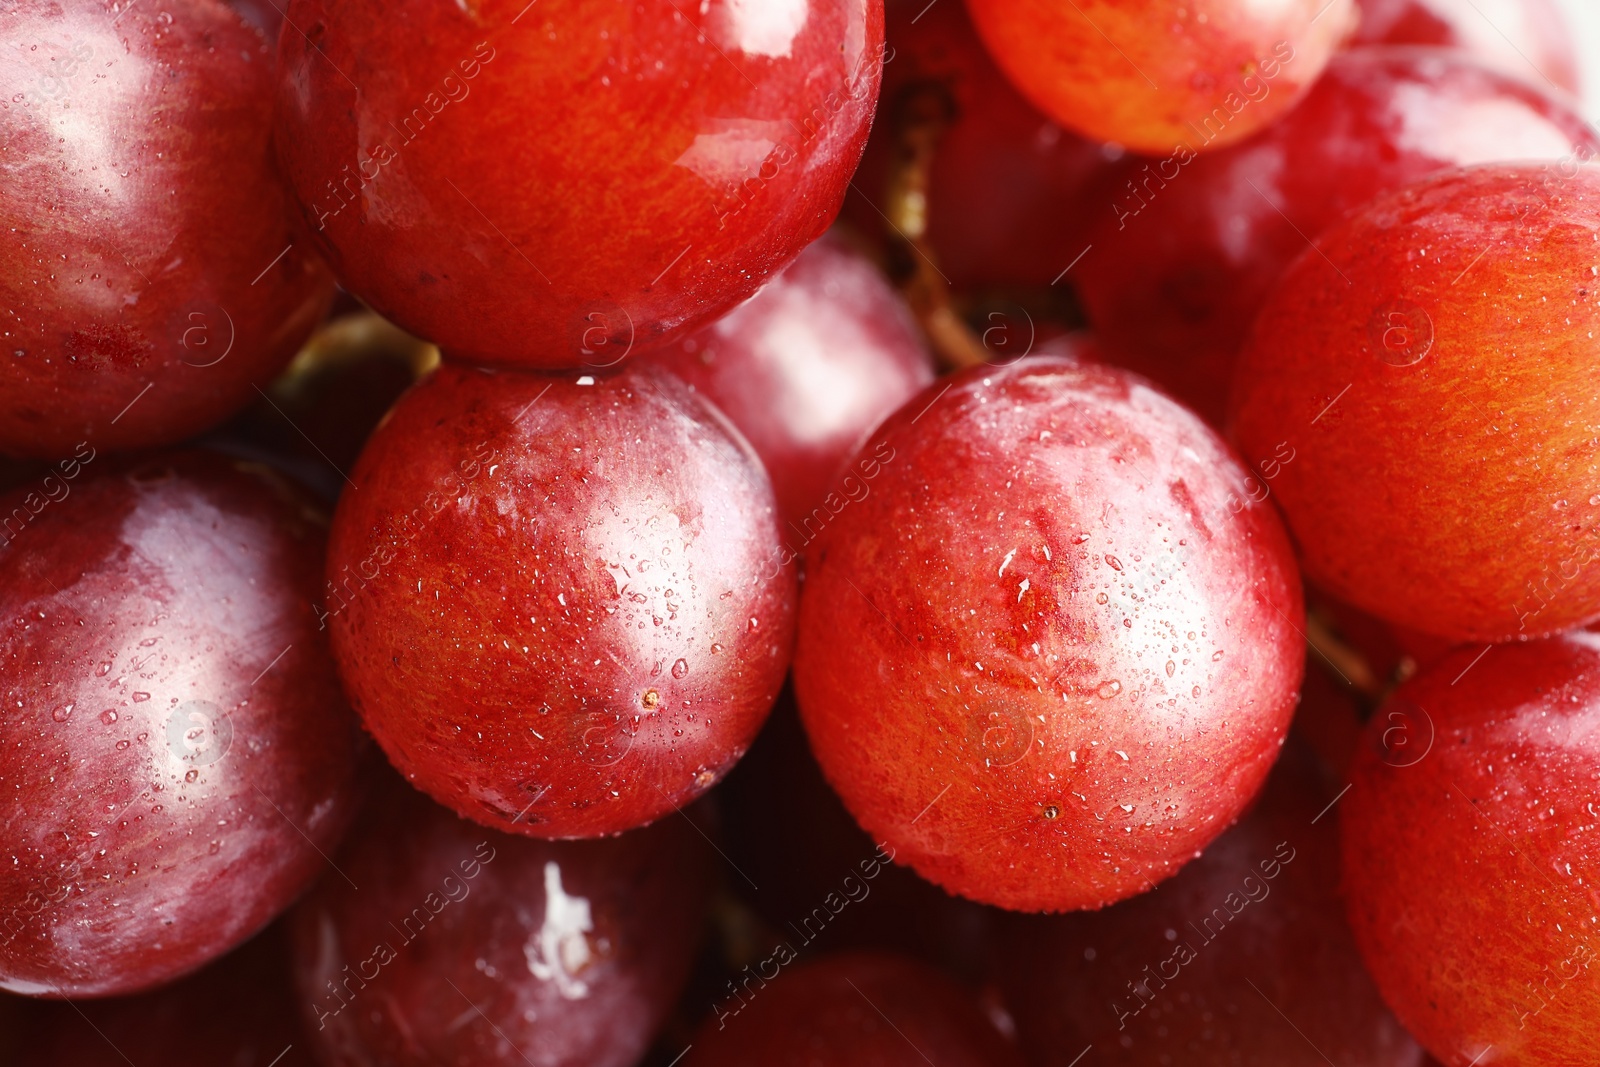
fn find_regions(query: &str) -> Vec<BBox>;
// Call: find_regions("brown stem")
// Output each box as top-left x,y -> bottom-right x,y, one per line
884,83 -> 991,372
1304,607 -> 1383,701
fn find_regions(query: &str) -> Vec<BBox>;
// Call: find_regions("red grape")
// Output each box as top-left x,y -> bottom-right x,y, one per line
16,925 -> 313,1066
1079,47 -> 1599,424
652,231 -> 934,532
292,780 -> 712,1067
716,692 -> 996,979
1229,163 -> 1600,642
274,0 -> 882,369
962,0 -> 1356,155
845,0 -> 1120,290
326,362 -> 796,839
1342,634 -> 1600,1066
996,743 -> 1423,1066
0,452 -> 366,997
686,951 -> 1022,1067
0,0 -> 334,459
793,357 -> 1304,912
1355,0 -> 1580,94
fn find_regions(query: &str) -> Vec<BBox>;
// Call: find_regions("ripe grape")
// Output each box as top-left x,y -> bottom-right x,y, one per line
0,452 -> 366,997
292,780 -> 712,1067
325,363 -> 795,838
997,743 -> 1424,1066
16,926 -> 312,1065
652,231 -> 934,531
274,0 -> 882,369
962,0 -> 1356,155
1230,163 -> 1600,641
686,951 -> 1022,1067
846,0 -> 1120,290
1342,634 -> 1600,1066
0,0 -> 334,458
793,357 -> 1304,912
1355,0 -> 1580,93
717,693 -> 996,978
1079,47 -> 1599,424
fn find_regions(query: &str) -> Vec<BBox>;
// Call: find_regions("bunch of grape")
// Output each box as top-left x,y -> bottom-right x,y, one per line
1,0 -> 1597,1064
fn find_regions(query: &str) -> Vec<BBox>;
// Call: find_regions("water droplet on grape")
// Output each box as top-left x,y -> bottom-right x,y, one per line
1096,592 -> 1108,604
671,658 -> 689,679
1165,660 -> 1176,677
184,769 -> 198,783
100,709 -> 117,724
51,703 -> 73,722
1097,680 -> 1122,699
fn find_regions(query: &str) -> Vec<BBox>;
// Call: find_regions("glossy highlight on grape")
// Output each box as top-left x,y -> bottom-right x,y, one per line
0,0 -> 334,459
652,231 -> 934,531
794,358 -> 1304,912
292,780 -> 713,1067
1342,634 -> 1600,1066
326,363 -> 796,839
274,0 -> 883,368
0,452 -> 365,997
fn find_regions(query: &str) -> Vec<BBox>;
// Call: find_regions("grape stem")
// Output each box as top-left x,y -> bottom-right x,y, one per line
884,83 -> 991,371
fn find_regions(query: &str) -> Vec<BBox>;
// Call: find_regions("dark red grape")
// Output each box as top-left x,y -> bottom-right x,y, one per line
326,363 -> 795,839
716,691 -> 997,979
685,951 -> 1022,1067
793,357 -> 1304,912
846,0 -> 1120,291
1080,47 -> 1599,424
652,231 -> 934,532
1342,634 -> 1600,1066
963,0 -> 1356,154
292,780 -> 712,1067
1355,0 -> 1580,93
1229,163 -> 1600,641
274,0 -> 882,369
0,0 -> 334,458
0,452 -> 365,997
997,742 -> 1423,1066
16,924 -> 313,1066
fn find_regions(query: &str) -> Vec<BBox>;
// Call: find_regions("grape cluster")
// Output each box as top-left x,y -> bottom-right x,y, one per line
1,0 -> 1597,1064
